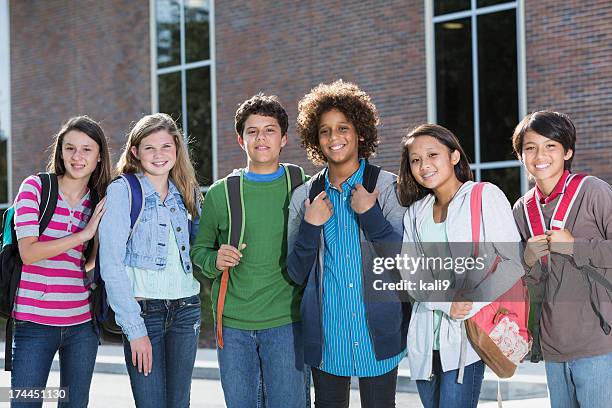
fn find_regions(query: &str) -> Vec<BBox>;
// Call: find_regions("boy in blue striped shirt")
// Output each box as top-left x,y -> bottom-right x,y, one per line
287,80 -> 410,407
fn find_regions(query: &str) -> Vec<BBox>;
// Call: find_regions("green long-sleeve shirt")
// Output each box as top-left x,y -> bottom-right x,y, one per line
191,173 -> 303,330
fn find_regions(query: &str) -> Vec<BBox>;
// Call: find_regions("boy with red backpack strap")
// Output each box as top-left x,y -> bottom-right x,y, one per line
512,111 -> 612,408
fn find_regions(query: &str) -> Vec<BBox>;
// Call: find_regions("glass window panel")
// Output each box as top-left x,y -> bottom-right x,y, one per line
157,0 -> 181,68
477,0 -> 513,8
481,167 -> 521,204
185,0 -> 210,63
434,0 -> 471,16
186,67 -> 212,185
158,72 -> 182,125
478,10 -> 518,162
435,18 -> 474,161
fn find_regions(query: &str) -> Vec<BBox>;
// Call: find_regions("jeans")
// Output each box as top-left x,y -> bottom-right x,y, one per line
123,295 -> 201,408
416,351 -> 485,408
311,366 -> 398,408
11,320 -> 99,408
545,351 -> 612,408
216,322 -> 307,408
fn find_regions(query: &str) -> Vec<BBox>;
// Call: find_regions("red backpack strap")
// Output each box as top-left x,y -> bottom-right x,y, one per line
550,173 -> 589,230
524,187 -> 545,237
470,182 -> 487,257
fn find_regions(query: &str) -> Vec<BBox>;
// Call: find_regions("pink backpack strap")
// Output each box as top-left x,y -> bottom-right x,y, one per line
470,182 -> 487,257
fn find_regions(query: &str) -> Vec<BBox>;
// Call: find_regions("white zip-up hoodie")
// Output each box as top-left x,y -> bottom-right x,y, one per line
402,181 -> 523,381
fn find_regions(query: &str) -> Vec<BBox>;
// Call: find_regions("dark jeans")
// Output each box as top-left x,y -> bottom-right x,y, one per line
416,351 -> 485,408
311,366 -> 398,408
123,295 -> 201,408
11,320 -> 99,408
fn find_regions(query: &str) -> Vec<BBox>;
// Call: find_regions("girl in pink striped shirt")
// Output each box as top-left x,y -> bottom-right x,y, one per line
11,116 -> 111,408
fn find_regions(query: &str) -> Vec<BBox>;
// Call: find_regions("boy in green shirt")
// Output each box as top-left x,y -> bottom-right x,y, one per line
191,94 -> 307,408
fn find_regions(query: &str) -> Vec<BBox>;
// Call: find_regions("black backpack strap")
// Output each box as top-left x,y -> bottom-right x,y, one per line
308,170 -> 327,203
83,187 -> 100,262
5,318 -> 13,371
362,163 -> 381,194
225,174 -> 243,248
282,164 -> 306,193
37,172 -> 58,234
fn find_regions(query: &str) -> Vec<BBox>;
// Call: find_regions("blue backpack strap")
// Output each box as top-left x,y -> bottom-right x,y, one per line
119,173 -> 145,234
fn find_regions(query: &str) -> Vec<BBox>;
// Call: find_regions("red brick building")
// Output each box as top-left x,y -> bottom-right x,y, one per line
1,0 -> 611,207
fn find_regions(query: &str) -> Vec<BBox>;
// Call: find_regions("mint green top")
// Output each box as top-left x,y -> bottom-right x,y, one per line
126,228 -> 200,299
419,208 -> 449,351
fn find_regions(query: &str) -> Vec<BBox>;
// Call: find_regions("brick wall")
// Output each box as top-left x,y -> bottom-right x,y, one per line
214,0 -> 427,178
10,0 -> 151,194
525,0 -> 612,182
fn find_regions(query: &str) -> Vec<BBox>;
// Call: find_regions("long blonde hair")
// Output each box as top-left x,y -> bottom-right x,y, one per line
116,113 -> 201,218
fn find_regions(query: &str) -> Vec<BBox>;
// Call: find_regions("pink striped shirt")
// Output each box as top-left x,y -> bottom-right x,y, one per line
13,175 -> 93,326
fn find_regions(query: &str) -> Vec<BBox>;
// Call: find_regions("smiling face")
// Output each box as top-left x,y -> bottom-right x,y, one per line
317,109 -> 360,166
130,129 -> 177,178
406,135 -> 460,192
61,130 -> 101,181
521,130 -> 573,184
238,114 -> 287,173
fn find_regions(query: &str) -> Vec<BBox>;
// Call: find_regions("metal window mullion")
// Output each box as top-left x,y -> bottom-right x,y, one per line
470,160 -> 522,170
179,0 -> 188,138
426,0 -> 436,123
471,0 -> 481,181
150,0 -> 159,113
517,0 -> 529,194
210,0 -> 218,182
432,2 -> 517,23
157,59 -> 210,75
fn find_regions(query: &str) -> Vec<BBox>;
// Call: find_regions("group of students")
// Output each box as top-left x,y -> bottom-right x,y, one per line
7,79 -> 611,408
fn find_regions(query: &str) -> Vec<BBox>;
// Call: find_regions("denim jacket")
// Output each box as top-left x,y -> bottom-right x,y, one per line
99,173 -> 200,340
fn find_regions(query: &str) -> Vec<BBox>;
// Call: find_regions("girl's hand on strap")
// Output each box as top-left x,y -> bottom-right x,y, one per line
450,301 -> 473,320
79,197 -> 107,242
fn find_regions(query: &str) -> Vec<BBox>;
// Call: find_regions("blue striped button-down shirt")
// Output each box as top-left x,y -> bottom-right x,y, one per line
320,159 -> 405,377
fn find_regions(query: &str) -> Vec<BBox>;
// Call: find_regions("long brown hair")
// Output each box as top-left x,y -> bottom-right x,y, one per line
116,113 -> 201,218
47,116 -> 112,198
397,124 -> 473,206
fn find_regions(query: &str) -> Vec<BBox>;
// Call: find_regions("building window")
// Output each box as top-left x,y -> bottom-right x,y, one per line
154,0 -> 215,187
428,0 -> 526,203
0,0 -> 11,208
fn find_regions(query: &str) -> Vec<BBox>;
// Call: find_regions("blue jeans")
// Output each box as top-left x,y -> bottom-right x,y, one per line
416,351 -> 485,408
217,322 -> 308,408
11,320 -> 99,408
545,351 -> 612,408
123,295 -> 201,408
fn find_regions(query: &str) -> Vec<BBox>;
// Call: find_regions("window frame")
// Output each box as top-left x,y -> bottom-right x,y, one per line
150,0 -> 217,191
425,0 -> 528,195
0,0 -> 12,209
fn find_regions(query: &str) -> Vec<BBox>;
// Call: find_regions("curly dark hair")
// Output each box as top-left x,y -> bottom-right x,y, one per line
235,93 -> 288,136
296,80 -> 379,165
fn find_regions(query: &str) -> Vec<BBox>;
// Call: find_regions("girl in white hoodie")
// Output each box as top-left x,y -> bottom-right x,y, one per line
397,124 -> 523,408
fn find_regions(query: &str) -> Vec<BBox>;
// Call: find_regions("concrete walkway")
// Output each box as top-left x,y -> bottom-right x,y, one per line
0,342 -> 550,405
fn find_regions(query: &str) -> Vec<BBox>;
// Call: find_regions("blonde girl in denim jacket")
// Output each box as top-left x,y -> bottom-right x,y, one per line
99,113 -> 202,408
